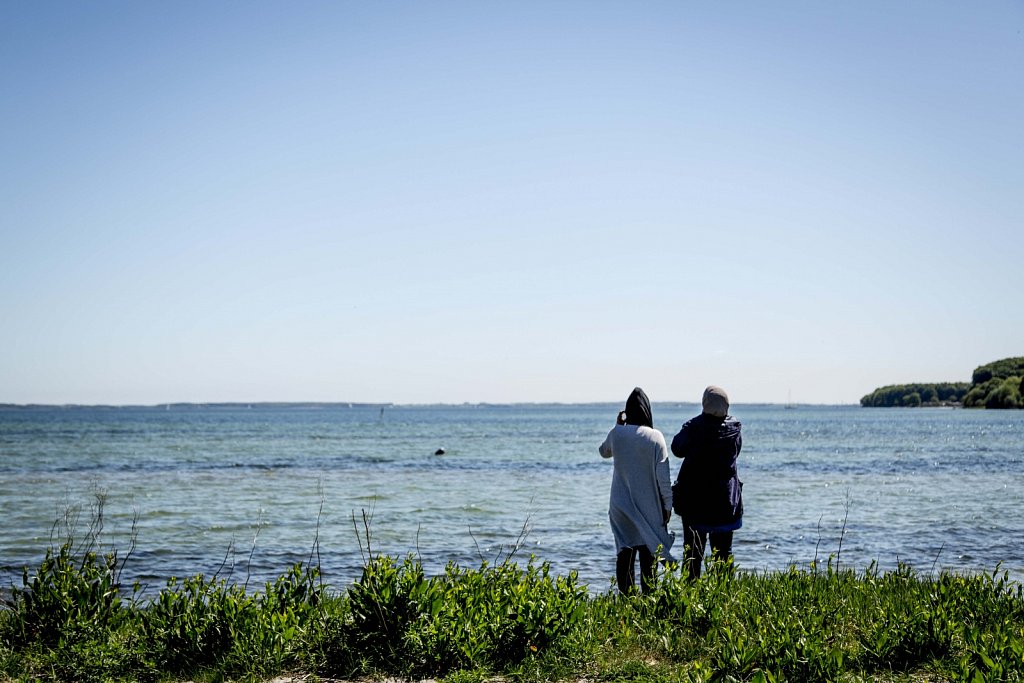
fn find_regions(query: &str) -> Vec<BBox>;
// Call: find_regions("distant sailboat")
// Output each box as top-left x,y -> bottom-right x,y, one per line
785,390 -> 797,409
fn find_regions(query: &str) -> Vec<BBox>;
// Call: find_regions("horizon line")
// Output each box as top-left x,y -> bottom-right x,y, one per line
1,400 -> 861,409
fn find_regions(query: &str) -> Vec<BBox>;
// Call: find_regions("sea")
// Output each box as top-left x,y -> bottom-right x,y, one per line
1,403 -> 1021,596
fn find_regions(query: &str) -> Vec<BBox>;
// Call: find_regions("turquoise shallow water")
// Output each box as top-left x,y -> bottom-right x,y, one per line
1,403 -> 1021,594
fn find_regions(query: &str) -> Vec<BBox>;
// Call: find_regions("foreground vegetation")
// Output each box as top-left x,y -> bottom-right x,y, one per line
861,356 -> 1024,408
2,531 -> 1023,681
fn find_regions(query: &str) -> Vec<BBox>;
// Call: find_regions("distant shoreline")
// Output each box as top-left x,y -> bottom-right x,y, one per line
0,401 -> 860,410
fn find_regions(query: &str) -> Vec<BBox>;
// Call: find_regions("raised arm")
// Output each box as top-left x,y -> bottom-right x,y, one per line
670,421 -> 691,458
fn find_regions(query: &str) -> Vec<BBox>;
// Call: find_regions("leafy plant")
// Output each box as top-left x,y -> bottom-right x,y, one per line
342,553 -> 589,677
3,511 -> 1023,682
3,543 -> 130,649
141,562 -> 321,677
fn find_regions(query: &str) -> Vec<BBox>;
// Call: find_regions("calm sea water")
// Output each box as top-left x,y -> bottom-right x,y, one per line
1,403 -> 1021,595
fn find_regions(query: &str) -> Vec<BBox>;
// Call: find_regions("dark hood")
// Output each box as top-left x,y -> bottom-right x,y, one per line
624,387 -> 653,428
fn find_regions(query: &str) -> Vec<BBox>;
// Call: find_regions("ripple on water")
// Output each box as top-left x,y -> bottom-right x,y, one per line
1,404 -> 1022,594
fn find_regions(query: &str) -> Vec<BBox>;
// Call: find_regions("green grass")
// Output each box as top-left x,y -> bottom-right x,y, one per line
2,534 -> 1022,682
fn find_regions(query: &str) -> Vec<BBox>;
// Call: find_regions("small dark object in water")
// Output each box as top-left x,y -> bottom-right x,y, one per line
434,447 -> 446,455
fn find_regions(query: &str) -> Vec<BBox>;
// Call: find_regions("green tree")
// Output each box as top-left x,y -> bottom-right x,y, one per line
973,367 -> 994,384
972,357 -> 1024,385
985,377 -> 1022,409
863,357 -> 1024,409
963,381 -> 996,408
936,384 -> 966,402
861,383 -> 968,407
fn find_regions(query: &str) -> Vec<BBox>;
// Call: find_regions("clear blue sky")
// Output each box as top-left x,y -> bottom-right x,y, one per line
2,2 -> 1022,405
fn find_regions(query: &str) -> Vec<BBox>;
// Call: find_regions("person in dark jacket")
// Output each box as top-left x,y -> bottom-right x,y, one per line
671,385 -> 743,578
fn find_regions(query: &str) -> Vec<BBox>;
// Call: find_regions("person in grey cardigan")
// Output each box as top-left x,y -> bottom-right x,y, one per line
599,387 -> 675,594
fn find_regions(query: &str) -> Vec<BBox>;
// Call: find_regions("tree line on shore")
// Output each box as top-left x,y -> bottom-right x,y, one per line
861,356 -> 1024,408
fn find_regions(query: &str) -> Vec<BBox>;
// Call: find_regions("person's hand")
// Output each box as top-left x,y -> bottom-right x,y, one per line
663,509 -> 671,526
616,411 -> 627,425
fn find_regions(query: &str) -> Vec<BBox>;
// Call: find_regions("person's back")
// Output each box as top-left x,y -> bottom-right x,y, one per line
672,412 -> 742,528
604,423 -> 668,502
599,387 -> 674,593
671,386 -> 743,578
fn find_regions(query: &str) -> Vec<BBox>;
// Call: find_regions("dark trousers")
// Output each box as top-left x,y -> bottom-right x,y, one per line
683,526 -> 733,579
616,545 -> 655,594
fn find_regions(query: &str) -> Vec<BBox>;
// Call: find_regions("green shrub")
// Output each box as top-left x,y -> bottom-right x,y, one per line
2,543 -> 133,649
985,376 -> 1022,409
342,554 -> 430,674
3,526 -> 1023,682
141,562 -> 320,677
292,592 -> 352,677
0,534 -> 152,681
599,561 -> 1024,682
141,573 -> 245,674
965,376 -> 1023,409
964,378 -> 999,408
341,554 -> 588,677
967,358 -> 1024,409
973,357 -> 1024,384
418,558 -> 587,671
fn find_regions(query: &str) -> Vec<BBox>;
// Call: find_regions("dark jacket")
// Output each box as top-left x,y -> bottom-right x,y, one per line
671,413 -> 743,531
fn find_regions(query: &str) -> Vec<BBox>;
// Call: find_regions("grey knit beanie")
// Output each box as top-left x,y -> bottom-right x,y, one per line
702,385 -> 730,417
